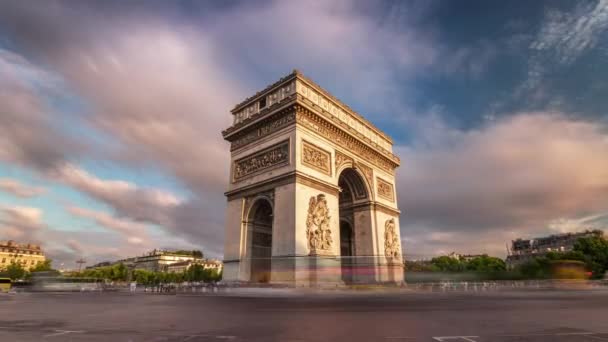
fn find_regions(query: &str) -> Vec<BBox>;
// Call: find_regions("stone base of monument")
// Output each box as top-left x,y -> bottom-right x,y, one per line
222,255 -> 404,287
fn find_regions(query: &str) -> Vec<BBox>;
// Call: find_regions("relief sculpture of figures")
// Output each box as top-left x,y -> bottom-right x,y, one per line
306,194 -> 333,254
384,218 -> 400,261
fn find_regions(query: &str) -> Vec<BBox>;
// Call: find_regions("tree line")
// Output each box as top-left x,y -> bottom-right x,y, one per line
70,263 -> 222,284
406,235 -> 608,280
0,260 -> 54,280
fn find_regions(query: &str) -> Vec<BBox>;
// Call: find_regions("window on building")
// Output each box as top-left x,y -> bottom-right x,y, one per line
259,97 -> 267,109
1,258 -> 5,263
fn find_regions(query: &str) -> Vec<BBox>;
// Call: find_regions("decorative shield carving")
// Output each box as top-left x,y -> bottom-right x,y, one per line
384,218 -> 400,261
306,194 -> 333,255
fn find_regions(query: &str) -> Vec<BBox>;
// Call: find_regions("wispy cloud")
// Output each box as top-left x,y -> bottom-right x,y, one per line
0,205 -> 45,241
66,206 -> 149,246
531,0 -> 608,64
0,178 -> 46,198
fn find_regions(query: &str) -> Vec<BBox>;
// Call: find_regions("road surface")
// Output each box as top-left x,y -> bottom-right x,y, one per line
1,289 -> 607,341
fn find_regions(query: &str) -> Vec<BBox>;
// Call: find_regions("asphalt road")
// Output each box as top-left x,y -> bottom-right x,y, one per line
1,289 -> 608,341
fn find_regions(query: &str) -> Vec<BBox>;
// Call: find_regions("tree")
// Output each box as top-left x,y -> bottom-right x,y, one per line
517,257 -> 552,279
430,256 -> 465,272
572,236 -> 608,279
4,262 -> 27,280
30,259 -> 54,273
465,256 -> 506,272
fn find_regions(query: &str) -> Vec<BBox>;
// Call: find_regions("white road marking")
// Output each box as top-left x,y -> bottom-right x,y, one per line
182,335 -> 210,341
433,337 -> 478,342
44,329 -> 85,338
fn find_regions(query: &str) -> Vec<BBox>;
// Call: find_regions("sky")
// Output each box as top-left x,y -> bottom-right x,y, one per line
0,0 -> 607,267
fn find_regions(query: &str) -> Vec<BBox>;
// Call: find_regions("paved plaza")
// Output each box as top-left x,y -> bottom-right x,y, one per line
1,289 -> 608,341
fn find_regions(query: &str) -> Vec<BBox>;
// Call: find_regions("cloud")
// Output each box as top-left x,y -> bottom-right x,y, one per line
0,205 -> 44,240
0,1 -> 439,263
398,112 -> 608,257
0,178 -> 46,198
0,48 -> 86,171
66,206 -> 149,246
2,1 -> 605,265
520,0 -> 608,95
531,0 -> 608,64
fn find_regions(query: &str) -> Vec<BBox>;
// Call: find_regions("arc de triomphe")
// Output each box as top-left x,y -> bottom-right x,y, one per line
222,71 -> 403,285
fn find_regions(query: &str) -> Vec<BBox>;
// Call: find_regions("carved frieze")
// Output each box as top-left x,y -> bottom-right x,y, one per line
226,105 -> 399,173
233,140 -> 289,181
306,194 -> 333,255
384,218 -> 401,260
376,177 -> 395,202
302,140 -> 331,176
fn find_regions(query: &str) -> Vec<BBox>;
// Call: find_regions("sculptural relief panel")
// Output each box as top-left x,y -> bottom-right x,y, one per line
301,140 -> 332,176
384,218 -> 401,261
233,140 -> 290,182
306,194 -> 333,255
376,177 -> 395,202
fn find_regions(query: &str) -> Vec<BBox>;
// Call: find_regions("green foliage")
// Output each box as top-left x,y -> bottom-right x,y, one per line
517,257 -> 553,279
74,262 -> 222,285
572,235 -> 608,279
428,255 -> 505,273
184,264 -> 222,283
77,263 -> 129,281
404,260 -> 434,272
173,250 -> 204,258
29,259 -> 54,273
429,256 -> 465,272
2,262 -> 28,280
465,256 -> 506,272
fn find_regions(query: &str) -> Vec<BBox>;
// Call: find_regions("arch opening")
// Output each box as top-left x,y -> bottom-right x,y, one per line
248,199 -> 273,283
338,167 -> 369,284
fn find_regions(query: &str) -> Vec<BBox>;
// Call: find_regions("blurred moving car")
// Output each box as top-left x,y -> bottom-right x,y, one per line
30,271 -> 103,292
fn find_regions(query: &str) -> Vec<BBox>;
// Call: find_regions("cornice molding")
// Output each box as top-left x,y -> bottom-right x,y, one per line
225,170 -> 340,201
295,105 -> 400,172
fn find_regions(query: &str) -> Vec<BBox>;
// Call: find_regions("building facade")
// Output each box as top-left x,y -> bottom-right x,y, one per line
91,250 -> 208,272
166,259 -> 223,274
222,70 -> 404,285
506,230 -> 603,268
0,240 -> 46,271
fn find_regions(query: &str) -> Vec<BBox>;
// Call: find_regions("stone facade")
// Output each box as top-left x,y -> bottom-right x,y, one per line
0,240 -> 46,271
222,70 -> 404,285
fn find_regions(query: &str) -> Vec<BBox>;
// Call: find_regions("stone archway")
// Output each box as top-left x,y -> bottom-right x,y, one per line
247,199 -> 273,283
222,70 -> 404,285
338,167 -> 371,283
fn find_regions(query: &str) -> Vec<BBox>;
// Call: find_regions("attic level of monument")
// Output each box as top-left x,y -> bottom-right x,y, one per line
222,70 -> 400,170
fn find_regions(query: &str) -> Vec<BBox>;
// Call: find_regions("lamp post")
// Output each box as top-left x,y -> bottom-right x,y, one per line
76,258 -> 87,272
